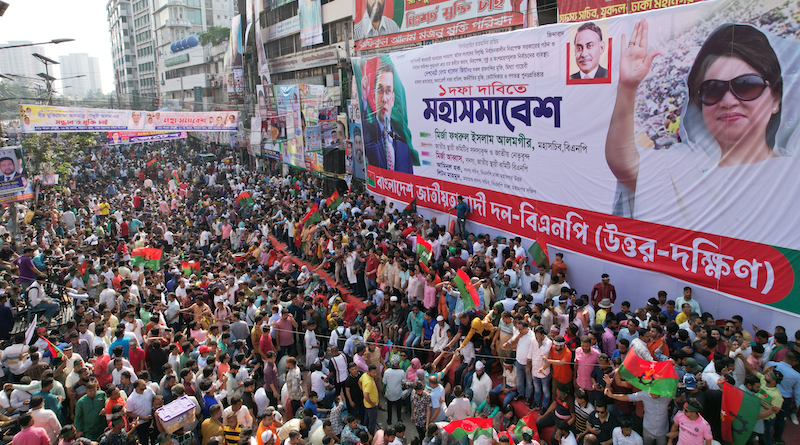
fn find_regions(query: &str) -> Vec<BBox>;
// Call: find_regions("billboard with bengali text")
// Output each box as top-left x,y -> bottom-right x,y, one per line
20,106 -> 239,133
353,0 -> 528,51
556,0 -> 627,23
352,0 -> 800,316
107,131 -> 187,144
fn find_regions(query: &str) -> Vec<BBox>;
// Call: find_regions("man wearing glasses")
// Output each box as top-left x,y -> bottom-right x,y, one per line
363,62 -> 415,174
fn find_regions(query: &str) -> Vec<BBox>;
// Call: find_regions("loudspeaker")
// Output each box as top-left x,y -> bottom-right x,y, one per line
323,148 -> 345,174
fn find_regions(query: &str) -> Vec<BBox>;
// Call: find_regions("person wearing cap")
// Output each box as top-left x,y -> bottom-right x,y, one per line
590,274 -> 616,310
595,298 -> 614,325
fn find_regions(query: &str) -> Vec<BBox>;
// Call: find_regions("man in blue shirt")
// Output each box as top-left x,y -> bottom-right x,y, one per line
766,350 -> 800,444
453,196 -> 470,239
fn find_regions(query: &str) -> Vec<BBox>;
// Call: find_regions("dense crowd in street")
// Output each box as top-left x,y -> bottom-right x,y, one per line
0,140 -> 798,445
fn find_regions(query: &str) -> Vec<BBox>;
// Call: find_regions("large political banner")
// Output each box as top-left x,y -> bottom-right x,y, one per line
299,0 -> 322,47
353,0 -> 800,315
353,0 -> 528,51
20,106 -> 239,132
108,131 -> 187,144
0,147 -> 33,206
556,0 -> 627,23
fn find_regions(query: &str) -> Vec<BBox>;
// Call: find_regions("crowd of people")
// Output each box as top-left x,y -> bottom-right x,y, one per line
0,139 -> 797,445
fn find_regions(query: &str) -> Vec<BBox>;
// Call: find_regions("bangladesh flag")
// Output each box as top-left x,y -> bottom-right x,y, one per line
130,247 -> 163,271
417,237 -> 433,265
302,203 -> 321,224
721,383 -> 761,445
237,191 -> 254,207
79,260 -> 90,283
528,234 -> 549,268
44,337 -> 65,360
182,261 -> 201,276
325,190 -> 342,209
443,417 -> 493,441
453,268 -> 480,310
618,351 -> 678,397
513,411 -> 540,443
401,198 -> 417,217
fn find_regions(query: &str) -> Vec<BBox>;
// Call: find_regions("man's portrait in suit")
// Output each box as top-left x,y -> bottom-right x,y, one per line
0,149 -> 30,197
570,22 -> 608,80
361,62 -> 414,174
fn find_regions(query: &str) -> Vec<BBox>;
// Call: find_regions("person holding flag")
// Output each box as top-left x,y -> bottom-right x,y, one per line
603,373 -> 673,445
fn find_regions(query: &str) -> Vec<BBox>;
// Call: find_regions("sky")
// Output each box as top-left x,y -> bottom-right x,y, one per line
0,0 -> 115,94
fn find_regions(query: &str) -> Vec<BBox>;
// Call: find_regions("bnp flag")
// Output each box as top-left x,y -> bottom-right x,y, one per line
130,247 -> 163,271
619,351 -> 679,397
182,261 -> 201,276
513,411 -> 540,443
721,383 -> 761,445
417,237 -> 433,265
401,198 -> 417,217
79,260 -> 90,283
237,191 -> 254,207
172,170 -> 181,185
147,156 -> 158,167
44,337 -> 65,360
443,417 -> 493,441
325,190 -> 342,209
528,234 -> 549,268
302,203 -> 321,224
453,268 -> 480,310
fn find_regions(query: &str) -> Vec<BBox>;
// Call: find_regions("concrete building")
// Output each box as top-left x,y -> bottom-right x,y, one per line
58,53 -> 103,96
0,41 -> 45,86
107,0 -> 138,103
108,0 -> 237,108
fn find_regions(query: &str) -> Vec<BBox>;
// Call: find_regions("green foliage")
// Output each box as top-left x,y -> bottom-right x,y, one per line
0,81 -> 40,117
21,133 -> 94,175
199,27 -> 231,46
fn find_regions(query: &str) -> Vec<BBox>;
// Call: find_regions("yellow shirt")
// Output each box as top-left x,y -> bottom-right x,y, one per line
460,316 -> 487,349
201,418 -> 225,445
675,312 -> 689,325
359,373 -> 378,408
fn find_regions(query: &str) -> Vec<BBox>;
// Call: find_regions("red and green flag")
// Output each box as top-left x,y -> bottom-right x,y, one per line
44,337 -> 65,360
721,383 -> 761,445
513,411 -> 540,443
172,170 -> 181,185
237,191 -> 254,207
453,268 -> 480,310
416,237 -> 433,265
79,260 -> 90,283
443,417 -> 493,441
147,157 -> 158,167
302,203 -> 321,224
325,190 -> 342,209
619,351 -> 679,397
182,261 -> 201,276
528,234 -> 549,268
130,247 -> 163,271
401,198 -> 417,217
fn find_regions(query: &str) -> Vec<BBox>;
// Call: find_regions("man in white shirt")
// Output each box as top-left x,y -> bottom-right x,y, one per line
470,361 -> 492,406
125,379 -> 155,429
504,320 -> 534,404
530,326 -> 553,410
222,395 -> 254,428
431,316 -> 450,354
675,287 -> 701,316
612,418 -> 643,445
444,385 -> 472,421
29,395 -> 61,444
532,265 -> 551,290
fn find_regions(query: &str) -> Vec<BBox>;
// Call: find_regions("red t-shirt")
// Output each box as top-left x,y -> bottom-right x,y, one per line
94,354 -> 113,388
259,332 -> 275,355
129,347 -> 145,374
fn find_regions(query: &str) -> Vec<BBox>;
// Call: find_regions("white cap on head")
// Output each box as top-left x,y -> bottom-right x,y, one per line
436,315 -> 444,321
475,361 -> 485,370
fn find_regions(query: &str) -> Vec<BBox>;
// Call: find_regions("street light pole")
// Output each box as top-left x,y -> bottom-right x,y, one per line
0,39 -> 75,50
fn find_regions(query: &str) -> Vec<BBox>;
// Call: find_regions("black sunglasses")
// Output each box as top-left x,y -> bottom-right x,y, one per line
698,74 -> 770,106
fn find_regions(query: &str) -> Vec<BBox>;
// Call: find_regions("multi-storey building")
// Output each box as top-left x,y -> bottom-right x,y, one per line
58,53 -> 103,96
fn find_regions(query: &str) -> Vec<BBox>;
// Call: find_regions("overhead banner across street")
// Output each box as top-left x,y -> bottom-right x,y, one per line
353,0 -> 800,315
353,0 -> 529,51
108,131 -> 187,144
19,106 -> 239,133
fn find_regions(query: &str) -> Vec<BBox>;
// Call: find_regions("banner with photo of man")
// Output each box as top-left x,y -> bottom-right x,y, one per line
108,131 -> 187,144
20,106 -> 239,132
0,147 -> 33,206
299,0 -> 323,47
353,0 -> 530,51
353,0 -> 800,317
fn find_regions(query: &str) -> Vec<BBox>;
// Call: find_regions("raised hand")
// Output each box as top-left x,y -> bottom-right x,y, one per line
619,19 -> 661,90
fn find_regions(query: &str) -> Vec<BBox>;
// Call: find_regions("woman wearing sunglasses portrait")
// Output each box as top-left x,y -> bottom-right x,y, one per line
605,19 -> 796,245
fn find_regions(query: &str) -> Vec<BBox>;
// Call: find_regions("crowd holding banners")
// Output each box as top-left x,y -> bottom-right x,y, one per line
0,133 -> 793,445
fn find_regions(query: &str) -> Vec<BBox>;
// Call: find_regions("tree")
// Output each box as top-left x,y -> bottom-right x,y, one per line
199,27 -> 231,46
22,133 -> 94,176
